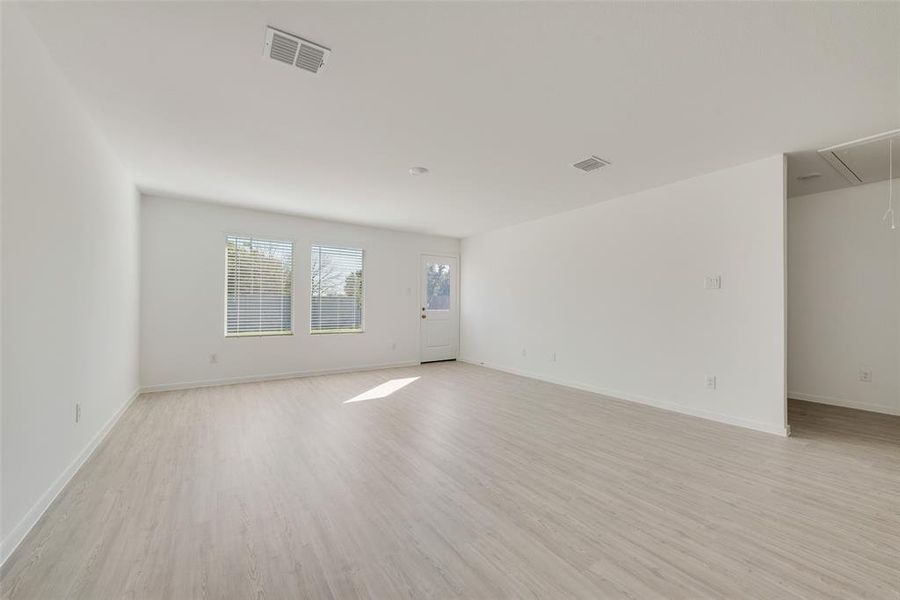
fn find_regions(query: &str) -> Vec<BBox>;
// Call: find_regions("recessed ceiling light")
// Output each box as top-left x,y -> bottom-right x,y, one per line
797,172 -> 822,181
409,166 -> 429,176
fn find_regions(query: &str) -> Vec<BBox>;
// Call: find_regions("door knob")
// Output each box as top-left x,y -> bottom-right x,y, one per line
421,314 -> 426,319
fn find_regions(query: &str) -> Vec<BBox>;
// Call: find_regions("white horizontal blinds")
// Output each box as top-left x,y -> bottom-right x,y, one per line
226,236 -> 293,336
311,245 -> 364,333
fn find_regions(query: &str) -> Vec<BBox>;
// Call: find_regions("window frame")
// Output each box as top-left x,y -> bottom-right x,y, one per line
309,242 -> 366,335
223,233 -> 296,338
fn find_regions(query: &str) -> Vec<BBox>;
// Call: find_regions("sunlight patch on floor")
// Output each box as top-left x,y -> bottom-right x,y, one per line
344,377 -> 420,403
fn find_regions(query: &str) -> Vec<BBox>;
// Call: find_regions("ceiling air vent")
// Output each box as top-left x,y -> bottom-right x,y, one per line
573,155 -> 611,172
264,27 -> 330,75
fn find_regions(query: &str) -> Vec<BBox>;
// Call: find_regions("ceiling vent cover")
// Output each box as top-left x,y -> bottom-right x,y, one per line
573,155 -> 611,172
264,27 -> 330,75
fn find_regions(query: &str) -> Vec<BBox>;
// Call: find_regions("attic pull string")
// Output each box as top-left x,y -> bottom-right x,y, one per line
883,138 -> 895,230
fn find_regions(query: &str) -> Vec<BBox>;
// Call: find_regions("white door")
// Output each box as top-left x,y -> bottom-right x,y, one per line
420,255 -> 459,362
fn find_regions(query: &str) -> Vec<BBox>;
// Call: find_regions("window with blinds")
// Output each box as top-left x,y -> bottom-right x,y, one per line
310,244 -> 364,333
225,235 -> 293,336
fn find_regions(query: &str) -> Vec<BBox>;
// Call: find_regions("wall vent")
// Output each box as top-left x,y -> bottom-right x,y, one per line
573,155 -> 611,172
264,27 -> 330,75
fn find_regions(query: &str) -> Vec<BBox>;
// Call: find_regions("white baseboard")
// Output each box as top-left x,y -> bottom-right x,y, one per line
0,387 -> 141,568
788,391 -> 900,417
460,358 -> 789,437
141,361 -> 421,393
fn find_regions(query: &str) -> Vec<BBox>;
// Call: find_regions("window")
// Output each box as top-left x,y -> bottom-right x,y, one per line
225,235 -> 293,336
425,263 -> 451,310
310,245 -> 364,333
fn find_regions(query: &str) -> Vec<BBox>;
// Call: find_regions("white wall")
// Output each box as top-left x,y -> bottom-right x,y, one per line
788,180 -> 900,415
461,155 -> 787,435
1,7 -> 140,563
140,195 -> 459,390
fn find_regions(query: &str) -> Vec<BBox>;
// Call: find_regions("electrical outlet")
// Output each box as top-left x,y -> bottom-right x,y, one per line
75,403 -> 81,423
705,375 -> 717,390
521,348 -> 527,357
391,342 -> 397,350
551,352 -> 557,362
209,353 -> 218,364
858,368 -> 873,383
704,275 -> 722,290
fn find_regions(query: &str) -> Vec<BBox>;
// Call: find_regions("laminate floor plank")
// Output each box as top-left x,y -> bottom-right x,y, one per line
2,363 -> 898,599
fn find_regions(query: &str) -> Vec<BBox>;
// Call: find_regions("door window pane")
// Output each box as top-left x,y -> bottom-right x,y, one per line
425,263 -> 450,310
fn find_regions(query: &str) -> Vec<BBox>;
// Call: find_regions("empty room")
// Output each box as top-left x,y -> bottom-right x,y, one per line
1,1 -> 898,599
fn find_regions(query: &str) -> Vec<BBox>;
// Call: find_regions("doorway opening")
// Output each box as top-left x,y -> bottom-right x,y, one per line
785,130 -> 900,434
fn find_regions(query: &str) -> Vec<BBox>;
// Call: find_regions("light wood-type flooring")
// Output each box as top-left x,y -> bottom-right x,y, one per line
2,362 -> 899,599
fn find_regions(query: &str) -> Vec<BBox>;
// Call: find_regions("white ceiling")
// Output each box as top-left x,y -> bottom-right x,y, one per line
19,1 -> 900,237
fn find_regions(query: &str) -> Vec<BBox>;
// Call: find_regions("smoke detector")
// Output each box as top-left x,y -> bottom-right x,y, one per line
573,155 -> 611,172
264,27 -> 330,75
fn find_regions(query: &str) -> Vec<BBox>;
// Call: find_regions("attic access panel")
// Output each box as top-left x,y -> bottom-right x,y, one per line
819,130 -> 900,185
